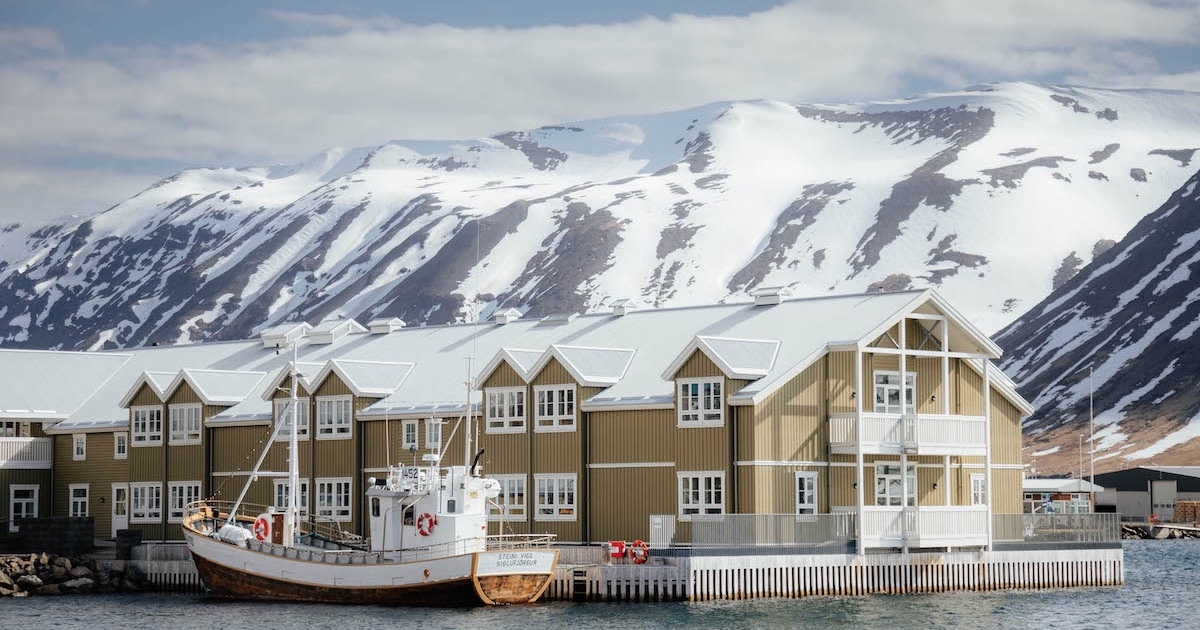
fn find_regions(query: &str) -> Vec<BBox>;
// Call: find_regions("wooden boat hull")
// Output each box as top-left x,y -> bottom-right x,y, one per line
184,526 -> 558,606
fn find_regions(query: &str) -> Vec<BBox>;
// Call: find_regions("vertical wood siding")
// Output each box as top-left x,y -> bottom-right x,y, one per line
52,432 -> 128,538
588,467 -> 677,543
0,469 -> 53,524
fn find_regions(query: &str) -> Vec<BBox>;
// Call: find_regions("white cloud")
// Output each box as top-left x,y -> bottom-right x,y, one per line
0,26 -> 64,55
1,0 -> 1198,223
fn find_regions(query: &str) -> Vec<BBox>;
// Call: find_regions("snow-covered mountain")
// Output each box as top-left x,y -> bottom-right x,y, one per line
997,168 -> 1200,474
3,82 -> 1200,351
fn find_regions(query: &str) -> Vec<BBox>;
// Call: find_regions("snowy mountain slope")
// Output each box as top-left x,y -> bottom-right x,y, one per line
3,82 -> 1200,351
996,168 -> 1200,474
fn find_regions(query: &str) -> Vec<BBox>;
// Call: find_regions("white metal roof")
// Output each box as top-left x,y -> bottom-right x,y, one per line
530,345 -> 636,387
313,359 -> 414,397
1022,478 -> 1105,493
168,369 -> 270,405
0,349 -> 132,419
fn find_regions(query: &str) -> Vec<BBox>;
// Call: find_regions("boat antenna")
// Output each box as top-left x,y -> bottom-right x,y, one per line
1089,365 -> 1095,510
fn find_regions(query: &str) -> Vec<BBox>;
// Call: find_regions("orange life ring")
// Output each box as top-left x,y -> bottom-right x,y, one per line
253,516 -> 270,541
629,539 -> 649,564
417,512 -> 437,536
1149,513 -> 1160,525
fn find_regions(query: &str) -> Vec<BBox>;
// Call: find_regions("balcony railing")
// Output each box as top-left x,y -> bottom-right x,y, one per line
0,438 -> 52,469
993,513 -> 1121,546
829,413 -> 986,455
853,505 -> 989,549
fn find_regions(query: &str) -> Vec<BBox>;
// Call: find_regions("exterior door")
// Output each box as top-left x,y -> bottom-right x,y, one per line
112,483 -> 128,535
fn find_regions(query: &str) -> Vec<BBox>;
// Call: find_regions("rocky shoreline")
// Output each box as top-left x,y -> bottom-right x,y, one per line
1122,524 -> 1200,540
0,553 -> 154,597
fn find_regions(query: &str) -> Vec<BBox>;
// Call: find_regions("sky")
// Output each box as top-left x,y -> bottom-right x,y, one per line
2,0 -> 1199,225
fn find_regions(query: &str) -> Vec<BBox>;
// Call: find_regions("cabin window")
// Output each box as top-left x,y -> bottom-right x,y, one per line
971,474 -> 987,506
130,483 -> 162,523
402,419 -> 419,450
677,378 -> 723,427
9,485 -> 38,532
169,404 -> 202,445
425,418 -> 443,449
273,480 -> 309,516
873,372 -> 916,415
73,434 -> 86,461
403,504 -> 415,526
485,387 -> 526,433
316,478 -> 352,522
489,475 -> 527,521
678,471 -> 725,518
114,432 -> 128,459
273,398 -> 310,441
874,463 -> 916,507
168,481 -> 202,522
534,385 -> 576,431
795,472 -> 818,515
130,407 -> 163,446
371,497 -> 380,518
69,484 -> 89,518
316,397 -> 353,439
534,474 -> 576,521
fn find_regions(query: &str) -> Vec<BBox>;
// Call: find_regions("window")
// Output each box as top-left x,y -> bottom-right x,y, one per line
971,474 -> 987,506
795,472 -> 818,515
402,419 -> 419,450
534,385 -> 575,431
678,378 -> 724,426
131,406 -> 163,445
114,432 -> 128,459
874,463 -> 916,507
0,421 -> 17,437
679,472 -> 725,517
316,397 -> 353,439
316,478 -> 352,522
425,418 -> 442,449
489,475 -> 526,521
534,474 -> 576,521
167,482 -> 201,522
273,479 -> 310,515
130,483 -> 162,523
73,434 -> 86,461
873,372 -> 916,414
169,404 -> 202,444
69,484 -> 89,518
274,398 -> 310,441
485,387 -> 526,433
9,485 -> 38,532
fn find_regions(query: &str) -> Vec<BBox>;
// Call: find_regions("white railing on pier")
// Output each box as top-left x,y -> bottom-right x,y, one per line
828,413 -> 986,455
649,513 -> 856,549
856,506 -> 989,548
0,437 -> 52,469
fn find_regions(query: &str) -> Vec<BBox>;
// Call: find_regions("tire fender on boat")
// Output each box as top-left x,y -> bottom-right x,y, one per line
417,512 -> 437,536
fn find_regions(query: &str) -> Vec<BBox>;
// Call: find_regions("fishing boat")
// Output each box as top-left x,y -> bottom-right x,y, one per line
181,353 -> 558,605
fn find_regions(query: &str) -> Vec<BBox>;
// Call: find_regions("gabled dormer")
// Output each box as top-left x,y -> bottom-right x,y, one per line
308,318 -> 368,345
661,336 -> 780,428
259,321 -> 312,348
525,345 -> 635,433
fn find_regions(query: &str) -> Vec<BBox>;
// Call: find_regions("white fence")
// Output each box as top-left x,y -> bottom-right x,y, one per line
0,437 -> 52,469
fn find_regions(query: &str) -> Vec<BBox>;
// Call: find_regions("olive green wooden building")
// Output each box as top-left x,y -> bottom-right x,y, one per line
5,289 -> 1032,552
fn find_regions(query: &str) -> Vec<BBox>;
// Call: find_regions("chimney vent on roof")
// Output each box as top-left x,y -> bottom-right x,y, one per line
493,308 -> 523,325
610,299 -> 638,316
752,286 -> 789,306
539,313 -> 576,325
368,317 -> 406,334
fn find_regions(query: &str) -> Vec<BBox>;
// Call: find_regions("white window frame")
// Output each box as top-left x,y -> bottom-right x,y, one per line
167,481 -> 202,523
485,387 -> 526,433
9,484 -> 38,532
316,477 -> 352,522
678,471 -> 725,519
114,432 -> 128,459
874,463 -> 917,507
872,371 -> 916,415
795,471 -> 818,516
129,482 -> 162,523
73,433 -> 86,461
425,418 -> 443,449
488,474 -> 527,521
534,384 -> 576,432
402,419 -> 419,450
534,474 -> 577,521
273,398 -> 310,441
273,479 -> 310,516
169,403 -> 202,445
130,406 -> 163,446
69,484 -> 89,518
0,420 -> 16,437
970,473 -> 987,506
316,396 -> 353,440
677,378 -> 724,427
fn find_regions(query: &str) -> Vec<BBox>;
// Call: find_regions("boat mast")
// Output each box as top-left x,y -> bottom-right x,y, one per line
284,341 -> 300,547
464,355 -> 473,475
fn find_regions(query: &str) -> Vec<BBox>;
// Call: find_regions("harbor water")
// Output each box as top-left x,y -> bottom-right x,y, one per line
0,539 -> 1194,629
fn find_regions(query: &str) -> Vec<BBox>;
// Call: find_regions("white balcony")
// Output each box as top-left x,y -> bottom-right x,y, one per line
0,437 -> 52,469
829,412 -> 986,456
854,505 -> 989,549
